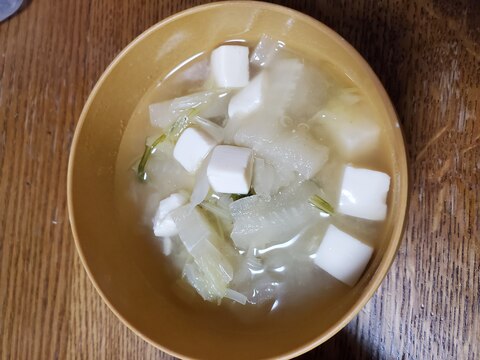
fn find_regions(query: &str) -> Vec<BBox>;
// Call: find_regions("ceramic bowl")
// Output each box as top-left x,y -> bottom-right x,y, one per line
68,2 -> 408,359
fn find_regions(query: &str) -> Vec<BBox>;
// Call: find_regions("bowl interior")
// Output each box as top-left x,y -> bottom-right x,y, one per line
68,2 -> 408,359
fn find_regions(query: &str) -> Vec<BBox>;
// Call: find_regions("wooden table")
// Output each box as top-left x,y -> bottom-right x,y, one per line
1,1 -> 478,359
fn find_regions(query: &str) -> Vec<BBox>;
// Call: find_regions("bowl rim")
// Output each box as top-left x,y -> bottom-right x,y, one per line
67,1 -> 409,359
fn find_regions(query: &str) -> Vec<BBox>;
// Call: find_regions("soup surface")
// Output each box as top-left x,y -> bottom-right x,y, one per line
114,36 -> 394,323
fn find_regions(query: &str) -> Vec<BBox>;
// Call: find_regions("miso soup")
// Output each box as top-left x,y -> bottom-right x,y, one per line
114,35 -> 394,323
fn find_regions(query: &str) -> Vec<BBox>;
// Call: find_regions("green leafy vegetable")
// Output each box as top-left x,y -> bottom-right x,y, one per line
167,108 -> 199,141
137,108 -> 200,181
309,194 -> 334,215
137,134 -> 166,181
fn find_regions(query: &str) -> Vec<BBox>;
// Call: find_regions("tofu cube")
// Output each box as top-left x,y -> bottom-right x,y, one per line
338,166 -> 391,221
228,72 -> 266,119
316,113 -> 380,160
152,192 -> 188,237
207,145 -> 253,194
210,45 -> 249,88
314,225 -> 373,286
173,127 -> 218,173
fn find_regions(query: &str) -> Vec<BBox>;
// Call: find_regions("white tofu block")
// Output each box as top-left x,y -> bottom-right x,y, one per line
314,225 -> 373,286
338,166 -> 391,221
228,72 -> 265,119
317,113 -> 380,160
207,145 -> 253,194
173,127 -> 218,173
210,45 -> 249,88
152,192 -> 188,237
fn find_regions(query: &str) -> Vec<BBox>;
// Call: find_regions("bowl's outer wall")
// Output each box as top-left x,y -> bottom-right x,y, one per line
68,2 -> 408,359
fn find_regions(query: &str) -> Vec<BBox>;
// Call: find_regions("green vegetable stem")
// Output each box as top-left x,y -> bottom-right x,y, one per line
309,194 -> 334,215
137,108 -> 200,182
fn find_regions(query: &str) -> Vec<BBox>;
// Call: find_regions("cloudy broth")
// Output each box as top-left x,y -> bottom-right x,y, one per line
114,38 -> 394,324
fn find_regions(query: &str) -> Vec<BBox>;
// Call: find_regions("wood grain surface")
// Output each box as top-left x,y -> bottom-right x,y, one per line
0,0 -> 478,359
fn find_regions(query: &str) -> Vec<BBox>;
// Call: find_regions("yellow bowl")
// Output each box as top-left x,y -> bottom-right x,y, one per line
68,2 -> 408,359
